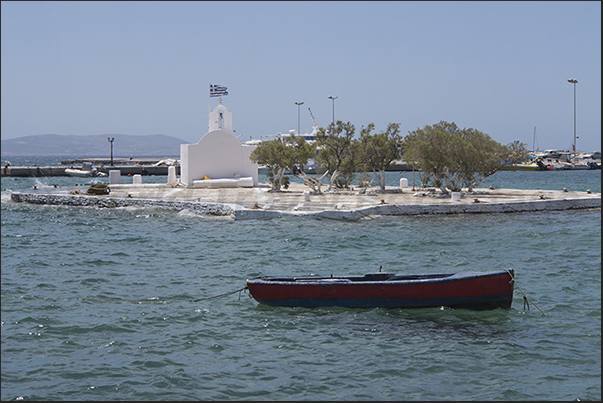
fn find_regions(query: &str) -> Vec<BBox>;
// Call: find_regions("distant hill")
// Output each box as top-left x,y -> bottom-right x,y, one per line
1,134 -> 187,157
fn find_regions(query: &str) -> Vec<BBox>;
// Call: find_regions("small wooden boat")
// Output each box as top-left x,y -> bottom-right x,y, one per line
246,269 -> 514,310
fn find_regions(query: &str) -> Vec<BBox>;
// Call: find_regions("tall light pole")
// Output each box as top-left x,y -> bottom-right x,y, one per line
567,78 -> 578,155
294,101 -> 304,135
107,137 -> 114,166
328,95 -> 338,124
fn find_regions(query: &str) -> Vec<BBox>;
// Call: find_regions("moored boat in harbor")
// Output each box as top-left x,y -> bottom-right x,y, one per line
246,269 -> 515,310
64,162 -> 107,177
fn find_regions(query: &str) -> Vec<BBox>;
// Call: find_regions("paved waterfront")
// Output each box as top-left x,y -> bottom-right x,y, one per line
9,182 -> 601,220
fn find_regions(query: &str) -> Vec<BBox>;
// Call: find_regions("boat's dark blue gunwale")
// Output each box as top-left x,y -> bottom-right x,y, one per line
247,270 -> 509,287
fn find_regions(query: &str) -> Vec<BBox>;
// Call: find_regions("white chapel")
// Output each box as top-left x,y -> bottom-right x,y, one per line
179,99 -> 259,187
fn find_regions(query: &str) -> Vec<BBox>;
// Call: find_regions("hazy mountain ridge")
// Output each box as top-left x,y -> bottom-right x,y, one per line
1,134 -> 187,157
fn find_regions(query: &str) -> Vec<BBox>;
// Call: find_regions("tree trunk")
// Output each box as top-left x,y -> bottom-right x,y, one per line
467,170 -> 495,192
297,171 -> 328,194
379,168 -> 387,190
327,169 -> 340,192
371,169 -> 387,190
270,167 -> 286,191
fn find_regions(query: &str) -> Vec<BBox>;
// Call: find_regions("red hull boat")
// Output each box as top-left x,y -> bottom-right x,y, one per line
246,269 -> 515,310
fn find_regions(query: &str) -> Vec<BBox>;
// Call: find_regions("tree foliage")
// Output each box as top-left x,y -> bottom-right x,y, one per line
249,134 -> 315,192
250,118 -> 528,195
249,138 -> 290,191
287,135 -> 323,193
404,121 -> 528,192
315,121 -> 358,190
287,134 -> 316,174
356,122 -> 402,190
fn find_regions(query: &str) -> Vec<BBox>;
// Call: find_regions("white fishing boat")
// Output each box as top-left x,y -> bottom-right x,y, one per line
64,162 -> 107,177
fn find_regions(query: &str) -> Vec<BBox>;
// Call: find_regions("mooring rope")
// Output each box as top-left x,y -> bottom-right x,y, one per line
505,268 -> 550,317
81,297 -> 168,304
189,286 -> 248,302
4,289 -> 249,304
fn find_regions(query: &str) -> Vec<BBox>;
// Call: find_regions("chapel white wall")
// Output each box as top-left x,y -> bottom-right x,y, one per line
180,131 -> 258,186
179,101 -> 258,187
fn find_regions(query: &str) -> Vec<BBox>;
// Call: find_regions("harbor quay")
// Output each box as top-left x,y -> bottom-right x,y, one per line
9,182 -> 601,221
1,164 -> 176,177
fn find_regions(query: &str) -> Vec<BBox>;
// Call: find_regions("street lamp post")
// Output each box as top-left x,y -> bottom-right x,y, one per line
567,78 -> 578,155
328,95 -> 338,124
294,101 -> 304,135
107,137 -> 114,166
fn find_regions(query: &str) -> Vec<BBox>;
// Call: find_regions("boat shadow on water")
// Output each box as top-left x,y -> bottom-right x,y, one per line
248,299 -> 520,340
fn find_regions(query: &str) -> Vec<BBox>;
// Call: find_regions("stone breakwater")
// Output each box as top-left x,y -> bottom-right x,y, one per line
9,183 -> 601,221
9,191 -> 234,217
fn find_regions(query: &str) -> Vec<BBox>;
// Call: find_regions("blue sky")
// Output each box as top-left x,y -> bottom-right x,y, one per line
1,1 -> 601,152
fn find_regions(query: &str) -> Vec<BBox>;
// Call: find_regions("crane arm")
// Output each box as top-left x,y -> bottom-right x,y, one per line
308,107 -> 318,128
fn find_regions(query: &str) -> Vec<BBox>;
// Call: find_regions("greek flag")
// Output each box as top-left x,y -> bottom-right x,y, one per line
210,84 -> 228,97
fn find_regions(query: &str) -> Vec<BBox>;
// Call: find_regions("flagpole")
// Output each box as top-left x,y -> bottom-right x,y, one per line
207,84 -> 228,131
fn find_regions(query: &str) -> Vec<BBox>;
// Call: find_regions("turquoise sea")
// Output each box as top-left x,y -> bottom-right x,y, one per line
1,156 -> 601,401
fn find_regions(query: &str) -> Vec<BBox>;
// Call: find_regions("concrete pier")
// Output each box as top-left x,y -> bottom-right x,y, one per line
8,182 -> 601,221
59,158 -> 170,165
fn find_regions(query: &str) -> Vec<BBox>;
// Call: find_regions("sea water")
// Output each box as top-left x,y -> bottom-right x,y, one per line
1,159 -> 600,401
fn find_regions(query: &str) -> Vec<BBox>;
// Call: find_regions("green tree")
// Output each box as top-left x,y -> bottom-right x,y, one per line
404,121 -> 528,193
249,134 -> 315,192
403,121 -> 455,190
249,138 -> 291,191
287,134 -> 315,174
315,121 -> 358,190
286,134 -> 322,193
357,122 -> 402,190
454,127 -> 510,191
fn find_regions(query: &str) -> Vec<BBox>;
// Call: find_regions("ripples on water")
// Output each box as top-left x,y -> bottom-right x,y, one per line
1,170 -> 601,400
